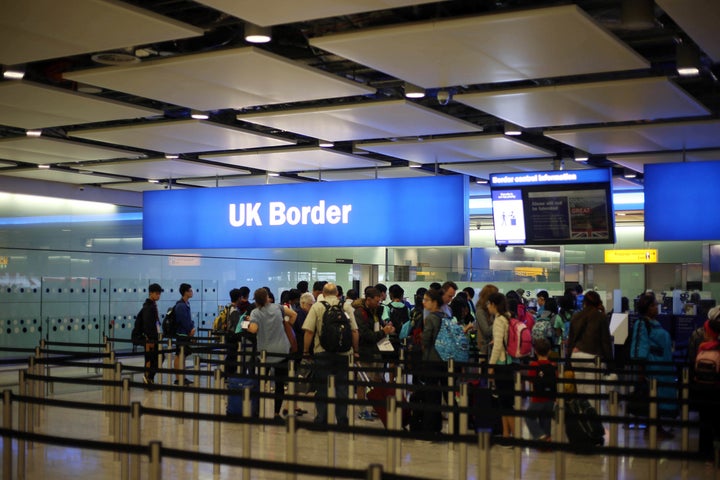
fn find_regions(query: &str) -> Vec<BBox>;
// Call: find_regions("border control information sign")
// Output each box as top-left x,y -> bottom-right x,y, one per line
143,175 -> 469,249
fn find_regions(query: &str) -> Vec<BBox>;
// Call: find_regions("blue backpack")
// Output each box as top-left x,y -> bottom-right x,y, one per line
434,316 -> 469,362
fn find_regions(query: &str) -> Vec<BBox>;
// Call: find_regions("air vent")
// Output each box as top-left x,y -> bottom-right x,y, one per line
90,52 -> 140,66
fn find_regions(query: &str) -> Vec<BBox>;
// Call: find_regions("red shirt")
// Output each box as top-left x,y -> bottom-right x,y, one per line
528,359 -> 556,403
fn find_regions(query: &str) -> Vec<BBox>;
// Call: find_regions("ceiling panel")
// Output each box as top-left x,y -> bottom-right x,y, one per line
0,81 -> 161,130
609,149 -> 720,173
196,0 -> 447,26
0,168 -> 128,185
65,47 -> 376,111
240,100 -> 481,142
546,120 -> 720,155
0,136 -> 139,164
81,158 -> 249,180
0,0 -> 203,65
657,0 -> 720,62
180,175 -> 306,188
310,5 -> 648,89
441,158 -> 590,179
454,77 -> 709,129
358,134 -> 553,163
201,147 -> 389,172
69,119 -> 293,154
297,166 -> 435,181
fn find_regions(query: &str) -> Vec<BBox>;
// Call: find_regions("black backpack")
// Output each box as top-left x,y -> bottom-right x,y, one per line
532,362 -> 557,398
131,309 -> 145,345
319,301 -> 353,353
161,302 -> 180,338
387,303 -> 409,333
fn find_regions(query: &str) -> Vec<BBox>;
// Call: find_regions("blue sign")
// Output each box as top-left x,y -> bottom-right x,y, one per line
490,169 -> 611,187
143,175 -> 469,249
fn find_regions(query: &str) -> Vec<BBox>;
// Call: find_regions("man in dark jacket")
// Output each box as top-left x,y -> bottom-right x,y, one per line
142,283 -> 163,386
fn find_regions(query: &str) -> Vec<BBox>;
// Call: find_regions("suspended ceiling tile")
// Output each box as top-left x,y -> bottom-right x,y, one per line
298,166 -> 435,181
69,119 -> 293,154
0,168 -> 128,184
196,0 -> 448,26
608,149 -> 720,173
454,77 -> 709,129
441,159 -> 590,179
201,147 -> 389,173
65,47 -> 375,111
0,137 -> 139,164
180,175 -> 306,188
546,120 -> 720,155
657,0 -> 720,62
240,100 -> 481,142
0,81 -> 161,130
358,134 -> 553,163
101,182 -> 186,192
0,0 -> 203,65
310,5 -> 648,89
80,158 -> 249,181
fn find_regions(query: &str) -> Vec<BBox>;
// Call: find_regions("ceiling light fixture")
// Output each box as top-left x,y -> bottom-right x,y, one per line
245,23 -> 272,44
574,149 -> 589,162
504,121 -> 522,136
623,170 -> 638,179
164,153 -> 180,159
266,172 -> 280,177
676,42 -> 701,76
37,164 -> 50,169
475,178 -> 489,184
148,179 -> 160,184
26,129 -> 42,137
318,140 -> 334,148
408,161 -> 422,168
3,65 -> 25,80
404,82 -> 425,99
190,110 -> 209,120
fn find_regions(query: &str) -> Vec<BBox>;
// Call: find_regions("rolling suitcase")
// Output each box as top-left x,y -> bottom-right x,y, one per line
227,332 -> 259,417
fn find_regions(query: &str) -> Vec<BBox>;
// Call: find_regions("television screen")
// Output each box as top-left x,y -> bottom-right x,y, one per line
645,161 -> 720,241
490,169 -> 615,246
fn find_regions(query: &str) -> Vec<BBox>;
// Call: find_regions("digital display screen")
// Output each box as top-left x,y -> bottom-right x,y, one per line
490,169 -> 615,246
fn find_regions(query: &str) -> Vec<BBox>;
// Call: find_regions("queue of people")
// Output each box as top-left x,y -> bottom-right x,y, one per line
134,281 -> 719,459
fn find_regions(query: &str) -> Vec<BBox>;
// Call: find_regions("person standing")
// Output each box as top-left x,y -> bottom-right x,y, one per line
474,284 -> 499,357
486,292 -> 514,440
174,283 -> 195,385
141,283 -> 163,386
247,287 -> 296,420
302,282 -> 359,425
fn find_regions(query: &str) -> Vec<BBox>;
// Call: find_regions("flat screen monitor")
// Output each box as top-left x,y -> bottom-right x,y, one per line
489,169 -> 615,246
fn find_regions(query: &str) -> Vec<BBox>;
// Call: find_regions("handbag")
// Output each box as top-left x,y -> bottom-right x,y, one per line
399,320 -> 412,340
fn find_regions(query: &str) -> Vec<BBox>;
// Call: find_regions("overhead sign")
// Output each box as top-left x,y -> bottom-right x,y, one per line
143,175 -> 468,249
604,249 -> 658,263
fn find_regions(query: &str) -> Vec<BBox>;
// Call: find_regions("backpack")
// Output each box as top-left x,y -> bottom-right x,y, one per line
407,308 -> 424,348
694,341 -> 720,385
517,302 -> 535,331
212,304 -> 232,332
630,318 -> 653,361
507,316 -> 532,358
532,316 -> 555,344
161,302 -> 180,338
319,301 -> 353,353
434,316 -> 470,362
131,309 -> 145,346
559,310 -> 574,340
532,362 -> 557,398
387,303 -> 409,334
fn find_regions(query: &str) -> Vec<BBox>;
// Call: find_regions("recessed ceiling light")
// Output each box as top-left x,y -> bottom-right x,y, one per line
404,82 -> 425,99
245,23 -> 272,44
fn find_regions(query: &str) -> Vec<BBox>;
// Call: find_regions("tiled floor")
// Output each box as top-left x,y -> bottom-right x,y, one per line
1,360 -> 718,480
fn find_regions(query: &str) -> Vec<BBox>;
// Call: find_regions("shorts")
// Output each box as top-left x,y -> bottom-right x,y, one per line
176,337 -> 193,358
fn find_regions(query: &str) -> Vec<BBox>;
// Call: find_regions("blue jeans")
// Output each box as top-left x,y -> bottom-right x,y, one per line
312,352 -> 349,426
525,401 -> 554,439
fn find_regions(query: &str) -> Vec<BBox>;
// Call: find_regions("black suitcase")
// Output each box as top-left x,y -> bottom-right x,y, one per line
565,398 -> 605,448
408,388 -> 443,434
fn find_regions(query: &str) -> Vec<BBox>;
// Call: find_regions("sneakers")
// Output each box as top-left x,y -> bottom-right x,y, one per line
173,378 -> 194,386
357,410 -> 375,421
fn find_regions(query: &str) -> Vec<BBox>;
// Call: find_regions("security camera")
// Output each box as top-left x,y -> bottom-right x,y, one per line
437,90 -> 451,106
498,244 -> 507,253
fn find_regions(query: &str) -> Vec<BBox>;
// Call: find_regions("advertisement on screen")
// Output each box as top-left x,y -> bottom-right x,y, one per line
142,175 -> 469,249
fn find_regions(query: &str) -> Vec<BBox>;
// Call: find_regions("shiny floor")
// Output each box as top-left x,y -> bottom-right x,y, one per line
2,361 -> 719,480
